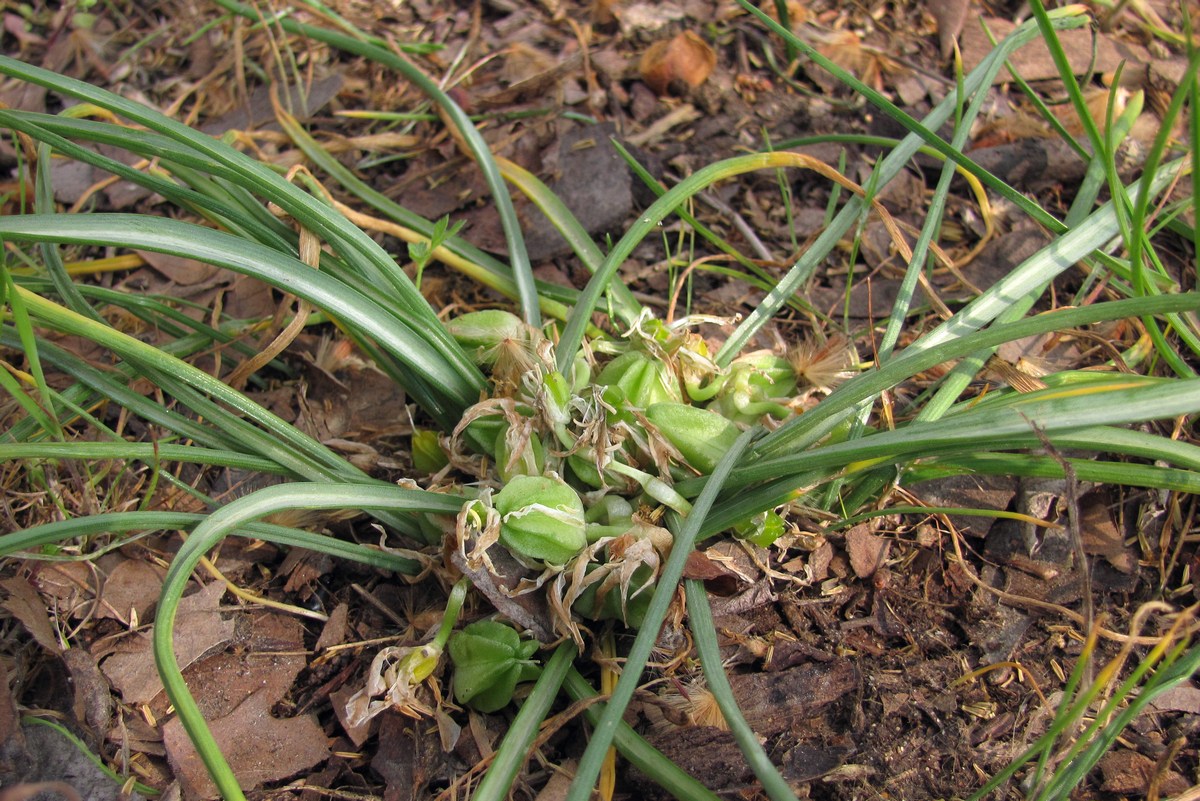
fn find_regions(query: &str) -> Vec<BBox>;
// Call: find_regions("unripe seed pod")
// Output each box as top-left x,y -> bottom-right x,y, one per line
446,309 -> 528,365
448,620 -> 540,713
710,353 -> 796,424
494,425 -> 545,482
494,475 -> 588,565
597,351 -> 681,417
411,429 -> 449,473
646,401 -> 740,474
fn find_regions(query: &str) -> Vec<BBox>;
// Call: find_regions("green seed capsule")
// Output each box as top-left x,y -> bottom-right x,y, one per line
494,425 -> 545,482
411,429 -> 449,473
596,351 -> 681,417
734,509 -> 785,547
448,620 -> 540,713
446,309 -> 527,352
446,309 -> 529,365
494,475 -> 588,565
645,401 -> 741,474
710,353 -> 796,424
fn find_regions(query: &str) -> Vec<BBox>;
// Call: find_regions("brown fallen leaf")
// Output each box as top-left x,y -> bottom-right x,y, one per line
682,550 -> 741,596
640,31 -> 717,95
96,558 -> 164,626
31,560 -> 95,619
315,602 -> 350,652
929,0 -> 971,60
845,524 -> 891,580
959,16 -> 1151,84
811,30 -> 903,93
136,250 -> 222,287
174,612 -> 309,721
101,581 -> 236,705
1098,749 -> 1189,796
1,575 -> 62,653
1078,491 -> 1136,573
61,648 -> 114,735
163,688 -> 330,799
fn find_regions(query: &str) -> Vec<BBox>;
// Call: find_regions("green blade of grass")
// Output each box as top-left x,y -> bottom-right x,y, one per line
686,579 -> 798,801
738,0 -> 1085,235
0,509 -> 447,572
0,213 -> 483,425
0,442 -> 290,473
12,276 -> 293,376
560,668 -> 722,801
0,263 -> 62,440
556,150 -> 873,373
152,483 -> 471,801
472,642 -> 577,801
206,0 -> 542,328
0,111 -> 296,251
756,291 -> 1198,460
21,716 -> 160,797
273,107 -> 585,321
7,285 -> 372,481
495,155 -> 641,324
905,454 -> 1200,494
731,379 -> 1200,487
0,53 -> 473,371
1,326 -> 255,452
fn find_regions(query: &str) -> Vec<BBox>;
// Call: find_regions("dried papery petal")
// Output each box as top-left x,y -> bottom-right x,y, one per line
812,30 -> 902,92
446,309 -> 549,395
639,31 -> 717,96
495,419 -> 545,482
760,0 -> 809,31
344,644 -> 439,726
456,496 -> 502,573
446,309 -> 529,364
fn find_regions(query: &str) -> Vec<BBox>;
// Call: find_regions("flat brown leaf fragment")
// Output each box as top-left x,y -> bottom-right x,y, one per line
639,31 -> 716,95
163,688 -> 330,799
1,576 -> 62,653
1078,491 -> 1136,573
845,524 -> 891,580
101,580 -> 236,705
929,0 -> 971,60
1098,749 -> 1189,796
959,17 -> 1151,83
95,558 -> 165,625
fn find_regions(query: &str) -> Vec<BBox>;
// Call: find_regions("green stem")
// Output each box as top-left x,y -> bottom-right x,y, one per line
152,483 -> 469,801
685,580 -> 797,801
472,642 -> 577,801
561,669 -> 721,801
565,427 -> 759,801
207,0 -> 541,328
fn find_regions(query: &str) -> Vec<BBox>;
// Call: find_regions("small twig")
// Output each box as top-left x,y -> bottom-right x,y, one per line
1026,419 -> 1094,639
696,190 -> 774,262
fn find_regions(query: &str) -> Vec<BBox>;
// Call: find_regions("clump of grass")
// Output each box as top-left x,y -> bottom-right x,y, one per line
1,0 -> 1198,799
